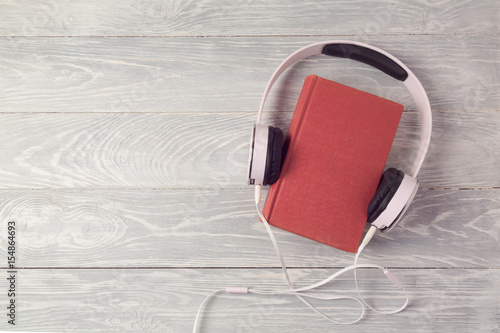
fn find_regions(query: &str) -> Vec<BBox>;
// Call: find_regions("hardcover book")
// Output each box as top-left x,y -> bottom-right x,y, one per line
262,75 -> 404,253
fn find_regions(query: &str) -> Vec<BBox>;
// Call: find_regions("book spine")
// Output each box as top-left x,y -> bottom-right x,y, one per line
262,75 -> 319,222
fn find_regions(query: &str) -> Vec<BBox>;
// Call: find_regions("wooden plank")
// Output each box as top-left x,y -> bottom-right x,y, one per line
0,111 -> 500,189
0,188 -> 498,268
0,268 -> 497,332
0,35 -> 498,113
0,0 -> 498,37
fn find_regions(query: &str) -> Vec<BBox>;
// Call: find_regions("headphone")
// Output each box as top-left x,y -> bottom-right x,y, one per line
247,40 -> 432,233
193,41 -> 433,331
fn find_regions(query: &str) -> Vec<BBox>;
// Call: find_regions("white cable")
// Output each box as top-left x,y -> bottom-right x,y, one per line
253,186 -> 409,321
254,186 -> 365,325
193,289 -> 225,333
193,188 -> 409,331
353,242 -> 409,314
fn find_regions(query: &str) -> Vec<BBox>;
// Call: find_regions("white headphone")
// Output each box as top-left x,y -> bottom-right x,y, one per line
194,41 -> 432,331
248,40 -> 432,232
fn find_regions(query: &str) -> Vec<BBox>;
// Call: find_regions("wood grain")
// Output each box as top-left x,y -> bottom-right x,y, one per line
0,0 -> 499,332
0,35 -> 498,113
0,188 -> 498,268
0,0 -> 497,37
0,268 -> 497,332
0,111 -> 500,189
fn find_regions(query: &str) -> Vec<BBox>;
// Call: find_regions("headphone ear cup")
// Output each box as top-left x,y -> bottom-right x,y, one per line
367,168 -> 405,223
263,126 -> 283,185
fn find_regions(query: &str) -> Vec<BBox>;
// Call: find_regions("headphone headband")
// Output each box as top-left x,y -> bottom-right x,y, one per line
256,40 -> 432,177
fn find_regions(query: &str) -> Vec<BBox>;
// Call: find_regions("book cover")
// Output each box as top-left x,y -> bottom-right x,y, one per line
262,75 -> 404,253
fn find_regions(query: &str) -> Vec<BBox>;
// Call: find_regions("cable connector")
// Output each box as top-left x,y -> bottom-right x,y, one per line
361,225 -> 377,246
384,268 -> 404,290
226,287 -> 249,294
255,185 -> 262,205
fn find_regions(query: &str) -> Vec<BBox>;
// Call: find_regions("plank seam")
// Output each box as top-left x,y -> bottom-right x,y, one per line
1,267 -> 497,270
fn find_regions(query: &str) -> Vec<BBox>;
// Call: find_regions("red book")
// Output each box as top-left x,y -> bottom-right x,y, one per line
262,75 -> 404,253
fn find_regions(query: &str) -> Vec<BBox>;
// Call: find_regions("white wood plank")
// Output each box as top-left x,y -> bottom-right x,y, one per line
0,268 -> 497,332
0,0 -> 497,37
0,188 -> 498,268
0,35 -> 498,113
0,111 -> 500,189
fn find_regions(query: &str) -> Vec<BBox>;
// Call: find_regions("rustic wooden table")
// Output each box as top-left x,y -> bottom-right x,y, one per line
0,1 -> 498,332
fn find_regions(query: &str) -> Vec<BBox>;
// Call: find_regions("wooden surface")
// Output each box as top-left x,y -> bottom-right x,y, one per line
0,0 -> 499,332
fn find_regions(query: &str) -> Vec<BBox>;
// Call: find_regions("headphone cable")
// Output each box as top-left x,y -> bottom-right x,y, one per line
192,186 -> 408,332
251,186 -> 408,318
